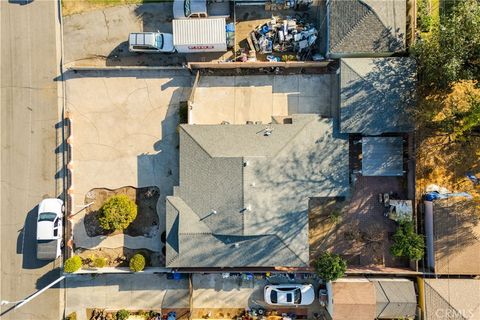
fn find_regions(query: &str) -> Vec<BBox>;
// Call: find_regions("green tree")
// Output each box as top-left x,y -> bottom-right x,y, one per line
314,252 -> 347,282
413,0 -> 480,89
99,194 -> 137,231
116,309 -> 130,320
390,221 -> 425,261
64,256 -> 82,273
129,253 -> 146,272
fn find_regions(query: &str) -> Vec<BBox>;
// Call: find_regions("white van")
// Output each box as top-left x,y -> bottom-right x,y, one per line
128,32 -> 175,53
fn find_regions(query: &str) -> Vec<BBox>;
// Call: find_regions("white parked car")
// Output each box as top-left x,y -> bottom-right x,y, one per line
173,0 -> 208,19
36,198 -> 64,260
264,284 -> 315,306
128,32 -> 175,53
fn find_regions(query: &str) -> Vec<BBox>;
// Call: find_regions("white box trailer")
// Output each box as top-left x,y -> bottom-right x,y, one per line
173,18 -> 227,53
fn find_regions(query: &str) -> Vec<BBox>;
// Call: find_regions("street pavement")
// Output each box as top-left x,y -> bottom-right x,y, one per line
1,0 -> 63,319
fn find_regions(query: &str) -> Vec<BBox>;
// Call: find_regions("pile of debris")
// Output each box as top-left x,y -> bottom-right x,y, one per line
249,16 -> 318,60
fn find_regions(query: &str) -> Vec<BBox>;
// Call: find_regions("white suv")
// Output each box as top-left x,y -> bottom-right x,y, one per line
128,32 -> 175,53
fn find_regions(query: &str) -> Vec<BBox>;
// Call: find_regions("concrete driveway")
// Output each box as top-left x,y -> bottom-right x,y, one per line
66,69 -> 192,252
65,274 -> 189,319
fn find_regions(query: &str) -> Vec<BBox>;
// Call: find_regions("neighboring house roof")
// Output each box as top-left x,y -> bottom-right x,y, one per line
332,278 -> 417,320
423,279 -> 480,320
332,280 -> 377,320
374,279 -> 417,319
166,114 -> 350,268
432,199 -> 480,275
340,57 -> 416,134
328,0 -> 406,56
362,137 -> 404,176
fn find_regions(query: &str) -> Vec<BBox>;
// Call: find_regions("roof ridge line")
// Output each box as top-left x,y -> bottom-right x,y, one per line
179,232 -> 213,236
342,59 -> 386,99
273,234 -> 308,265
331,5 -> 373,51
179,125 -> 215,158
271,116 -> 316,159
424,281 -> 468,320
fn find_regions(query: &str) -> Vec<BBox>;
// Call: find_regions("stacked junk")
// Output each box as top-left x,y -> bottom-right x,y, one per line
249,16 -> 319,61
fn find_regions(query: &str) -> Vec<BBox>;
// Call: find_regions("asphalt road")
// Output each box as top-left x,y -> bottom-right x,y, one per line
1,0 -> 63,319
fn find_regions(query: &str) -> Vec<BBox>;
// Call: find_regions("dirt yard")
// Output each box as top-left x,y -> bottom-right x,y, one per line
75,247 -> 165,268
61,0 -> 148,16
309,176 -> 411,270
416,134 -> 480,208
84,186 -> 160,237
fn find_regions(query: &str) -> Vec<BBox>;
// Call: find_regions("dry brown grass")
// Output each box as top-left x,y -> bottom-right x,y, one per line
416,133 -> 480,207
61,0 -> 160,16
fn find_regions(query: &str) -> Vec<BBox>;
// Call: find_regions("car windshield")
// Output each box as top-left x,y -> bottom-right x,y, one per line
294,289 -> 302,304
155,34 -> 164,49
38,212 -> 56,222
270,290 -> 278,304
184,0 -> 191,17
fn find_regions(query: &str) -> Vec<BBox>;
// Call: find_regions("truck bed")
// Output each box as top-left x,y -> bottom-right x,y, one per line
207,1 -> 230,17
37,239 -> 59,260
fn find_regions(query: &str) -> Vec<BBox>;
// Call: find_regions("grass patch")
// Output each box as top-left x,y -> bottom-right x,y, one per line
61,0 -> 166,16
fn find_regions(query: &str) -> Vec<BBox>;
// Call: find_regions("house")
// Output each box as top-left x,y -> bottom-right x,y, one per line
327,0 -> 406,58
165,114 -> 350,268
339,57 -> 416,135
420,279 -> 480,320
327,277 -> 417,320
424,198 -> 480,275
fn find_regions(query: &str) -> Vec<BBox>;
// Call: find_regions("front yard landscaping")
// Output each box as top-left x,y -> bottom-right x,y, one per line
84,186 -> 160,237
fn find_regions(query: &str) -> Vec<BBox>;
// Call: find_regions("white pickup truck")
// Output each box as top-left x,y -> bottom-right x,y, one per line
36,198 -> 64,260
173,0 -> 230,19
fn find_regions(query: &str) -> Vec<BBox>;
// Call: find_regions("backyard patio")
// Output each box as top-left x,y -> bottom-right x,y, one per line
309,175 -> 412,271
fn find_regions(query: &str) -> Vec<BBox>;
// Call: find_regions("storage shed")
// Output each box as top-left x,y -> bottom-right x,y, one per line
173,18 -> 227,53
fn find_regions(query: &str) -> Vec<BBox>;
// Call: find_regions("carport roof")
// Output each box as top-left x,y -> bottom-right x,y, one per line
165,114 -> 350,268
340,58 -> 416,134
362,137 -> 403,176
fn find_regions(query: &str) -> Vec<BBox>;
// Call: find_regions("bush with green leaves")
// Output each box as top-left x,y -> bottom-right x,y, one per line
129,253 -> 146,272
98,194 -> 137,231
116,309 -> 130,320
93,257 -> 108,268
66,312 -> 77,320
417,0 -> 432,32
64,256 -> 82,273
314,252 -> 347,282
390,221 -> 425,261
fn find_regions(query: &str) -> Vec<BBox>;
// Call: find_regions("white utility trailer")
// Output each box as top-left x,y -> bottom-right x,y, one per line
173,18 -> 227,53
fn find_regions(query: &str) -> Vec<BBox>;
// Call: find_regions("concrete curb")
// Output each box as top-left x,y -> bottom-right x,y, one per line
65,65 -> 188,72
68,267 -> 173,275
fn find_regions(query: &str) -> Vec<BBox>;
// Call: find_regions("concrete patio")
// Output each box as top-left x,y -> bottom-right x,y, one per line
189,74 -> 336,125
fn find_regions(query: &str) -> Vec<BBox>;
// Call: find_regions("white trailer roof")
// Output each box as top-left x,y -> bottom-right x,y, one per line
173,18 -> 226,45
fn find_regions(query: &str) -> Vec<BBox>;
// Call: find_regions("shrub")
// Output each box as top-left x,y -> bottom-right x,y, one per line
314,252 -> 347,282
99,194 -> 137,231
64,256 -> 82,273
116,309 -> 130,320
65,312 -> 77,320
390,221 -> 425,261
417,0 -> 432,32
129,253 -> 146,272
93,257 -> 108,268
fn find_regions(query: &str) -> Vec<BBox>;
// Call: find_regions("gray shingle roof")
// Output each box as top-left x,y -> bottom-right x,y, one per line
340,57 -> 416,134
329,0 -> 406,56
373,280 -> 417,319
362,137 -> 404,176
166,115 -> 350,268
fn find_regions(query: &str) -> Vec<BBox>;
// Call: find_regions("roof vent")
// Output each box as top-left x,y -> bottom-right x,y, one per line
211,209 -> 217,215
234,243 -> 240,248
243,161 -> 249,167
264,127 -> 273,136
